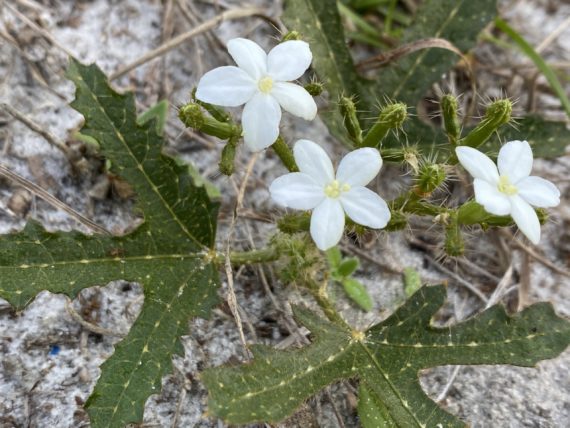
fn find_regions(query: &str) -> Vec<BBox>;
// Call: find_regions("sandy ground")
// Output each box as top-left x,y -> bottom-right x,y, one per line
0,0 -> 569,427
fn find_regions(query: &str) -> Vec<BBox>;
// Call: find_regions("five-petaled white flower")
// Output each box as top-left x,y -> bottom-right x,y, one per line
456,140 -> 560,244
270,139 -> 391,250
195,38 -> 317,152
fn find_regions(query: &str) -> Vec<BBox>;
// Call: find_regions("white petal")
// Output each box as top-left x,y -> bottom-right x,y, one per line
242,93 -> 281,151
510,195 -> 541,245
498,140 -> 533,183
267,40 -> 312,81
310,199 -> 345,251
456,146 -> 499,184
227,38 -> 267,80
269,173 -> 324,210
336,148 -> 382,186
195,66 -> 256,106
517,176 -> 561,208
271,82 -> 317,120
293,139 -> 334,186
340,186 -> 390,229
473,178 -> 511,216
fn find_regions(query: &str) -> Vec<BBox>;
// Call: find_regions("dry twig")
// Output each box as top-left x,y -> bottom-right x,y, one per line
110,7 -> 264,80
0,164 -> 111,235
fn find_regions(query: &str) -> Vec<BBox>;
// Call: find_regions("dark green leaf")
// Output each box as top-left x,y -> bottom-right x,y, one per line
202,285 -> 570,425
282,0 -> 370,145
374,0 -> 496,106
0,59 -> 220,428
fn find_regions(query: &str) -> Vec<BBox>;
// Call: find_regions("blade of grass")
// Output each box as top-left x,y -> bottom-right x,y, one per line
495,17 -> 570,118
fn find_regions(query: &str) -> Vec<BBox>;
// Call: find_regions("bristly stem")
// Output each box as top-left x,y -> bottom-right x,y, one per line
305,278 -> 351,329
272,136 -> 299,172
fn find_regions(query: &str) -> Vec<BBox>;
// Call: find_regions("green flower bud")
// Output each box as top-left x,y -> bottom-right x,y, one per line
178,103 -> 237,140
459,99 -> 512,148
339,96 -> 362,145
444,212 -> 464,257
361,102 -> 407,148
282,30 -> 302,42
304,81 -> 324,96
219,138 -> 238,176
414,163 -> 446,196
441,94 -> 461,145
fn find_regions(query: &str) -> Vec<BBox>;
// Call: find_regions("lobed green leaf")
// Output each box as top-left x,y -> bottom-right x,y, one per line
0,59 -> 221,428
203,285 -> 570,426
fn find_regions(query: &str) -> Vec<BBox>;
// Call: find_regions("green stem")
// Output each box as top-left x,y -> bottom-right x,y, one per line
305,278 -> 350,329
272,137 -> 299,172
219,247 -> 280,265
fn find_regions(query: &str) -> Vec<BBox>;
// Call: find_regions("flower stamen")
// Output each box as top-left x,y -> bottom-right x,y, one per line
258,76 -> 274,94
497,175 -> 518,196
324,180 -> 350,199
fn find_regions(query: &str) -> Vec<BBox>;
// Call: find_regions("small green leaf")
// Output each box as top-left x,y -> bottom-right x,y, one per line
136,99 -> 169,135
337,257 -> 359,277
403,267 -> 421,297
326,247 -> 342,268
203,285 -> 570,426
342,278 -> 372,311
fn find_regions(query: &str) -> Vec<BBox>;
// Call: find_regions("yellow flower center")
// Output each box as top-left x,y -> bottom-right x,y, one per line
497,175 -> 518,196
258,76 -> 274,93
324,180 -> 351,199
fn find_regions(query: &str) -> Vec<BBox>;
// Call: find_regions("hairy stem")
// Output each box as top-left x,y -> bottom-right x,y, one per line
221,246 -> 281,265
305,278 -> 351,329
272,137 -> 299,172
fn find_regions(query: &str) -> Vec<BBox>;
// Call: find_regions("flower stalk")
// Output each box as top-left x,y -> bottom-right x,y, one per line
458,99 -> 512,149
360,102 -> 407,148
178,103 -> 238,140
271,137 -> 299,172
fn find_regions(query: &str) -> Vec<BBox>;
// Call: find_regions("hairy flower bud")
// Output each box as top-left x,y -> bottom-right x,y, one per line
460,99 -> 512,148
178,103 -> 237,140
441,94 -> 461,145
444,212 -> 464,257
219,138 -> 238,176
339,96 -> 362,145
304,81 -> 324,97
414,163 -> 446,196
361,102 -> 407,148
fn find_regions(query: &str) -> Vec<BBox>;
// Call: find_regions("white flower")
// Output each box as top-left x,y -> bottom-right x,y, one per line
195,38 -> 317,152
456,140 -> 560,244
270,139 -> 391,250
